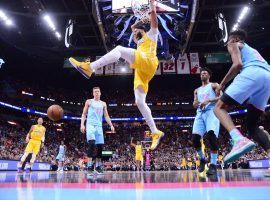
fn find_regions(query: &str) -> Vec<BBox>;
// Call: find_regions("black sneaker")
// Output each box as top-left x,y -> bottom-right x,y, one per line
94,166 -> 104,175
206,164 -> 217,176
198,159 -> 206,173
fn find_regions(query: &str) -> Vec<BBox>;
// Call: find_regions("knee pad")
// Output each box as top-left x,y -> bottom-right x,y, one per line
96,144 -> 103,158
87,140 -> 96,158
192,134 -> 201,149
208,131 -> 218,151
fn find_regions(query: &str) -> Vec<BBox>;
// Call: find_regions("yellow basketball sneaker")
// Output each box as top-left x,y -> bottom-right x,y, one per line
69,57 -> 93,79
151,130 -> 164,150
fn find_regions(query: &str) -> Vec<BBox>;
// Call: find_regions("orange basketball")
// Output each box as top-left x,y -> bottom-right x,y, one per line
47,105 -> 64,121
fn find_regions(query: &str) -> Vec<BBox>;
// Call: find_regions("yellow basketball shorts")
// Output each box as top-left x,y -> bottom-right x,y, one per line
25,139 -> 41,155
135,154 -> 143,161
130,50 -> 158,93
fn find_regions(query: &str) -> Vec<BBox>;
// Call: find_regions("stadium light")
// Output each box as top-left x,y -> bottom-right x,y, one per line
22,91 -> 33,96
8,121 -> 17,125
5,19 -> 12,26
0,58 -> 5,68
238,6 -> 249,22
43,15 -> 56,31
232,6 -> 250,31
55,31 -> 61,39
43,14 -> 61,40
0,9 -> 13,27
0,10 -> 8,21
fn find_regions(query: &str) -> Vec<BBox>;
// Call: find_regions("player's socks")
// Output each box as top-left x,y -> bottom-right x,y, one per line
87,162 -> 94,178
210,153 -> 218,165
229,129 -> 244,142
25,164 -> 31,173
90,47 -> 121,71
17,167 -> 23,173
17,162 -> 22,168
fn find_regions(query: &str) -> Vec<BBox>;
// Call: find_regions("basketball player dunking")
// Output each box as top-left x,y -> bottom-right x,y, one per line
130,137 -> 143,171
68,0 -> 164,150
192,68 -> 222,176
214,29 -> 270,164
17,118 -> 46,173
81,87 -> 114,177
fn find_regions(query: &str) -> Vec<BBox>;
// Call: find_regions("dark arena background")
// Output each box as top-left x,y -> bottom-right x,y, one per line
0,0 -> 270,199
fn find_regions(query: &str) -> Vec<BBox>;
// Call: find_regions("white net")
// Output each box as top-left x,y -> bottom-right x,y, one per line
131,0 -> 150,22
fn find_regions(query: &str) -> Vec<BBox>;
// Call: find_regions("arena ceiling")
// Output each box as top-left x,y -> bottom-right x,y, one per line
0,0 -> 269,64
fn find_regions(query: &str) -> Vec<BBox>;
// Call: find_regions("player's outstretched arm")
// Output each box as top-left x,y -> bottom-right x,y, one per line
150,0 -> 158,29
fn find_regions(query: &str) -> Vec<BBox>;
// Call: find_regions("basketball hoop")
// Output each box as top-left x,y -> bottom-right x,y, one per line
131,0 -> 151,23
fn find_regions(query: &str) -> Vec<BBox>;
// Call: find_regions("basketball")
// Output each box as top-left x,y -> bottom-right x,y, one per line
47,105 -> 64,121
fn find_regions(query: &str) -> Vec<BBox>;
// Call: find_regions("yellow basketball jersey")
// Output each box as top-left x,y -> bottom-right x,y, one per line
137,34 -> 157,60
30,125 -> 45,141
135,145 -> 142,156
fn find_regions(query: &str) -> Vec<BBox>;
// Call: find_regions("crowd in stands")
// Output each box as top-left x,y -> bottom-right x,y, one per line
0,114 -> 269,171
